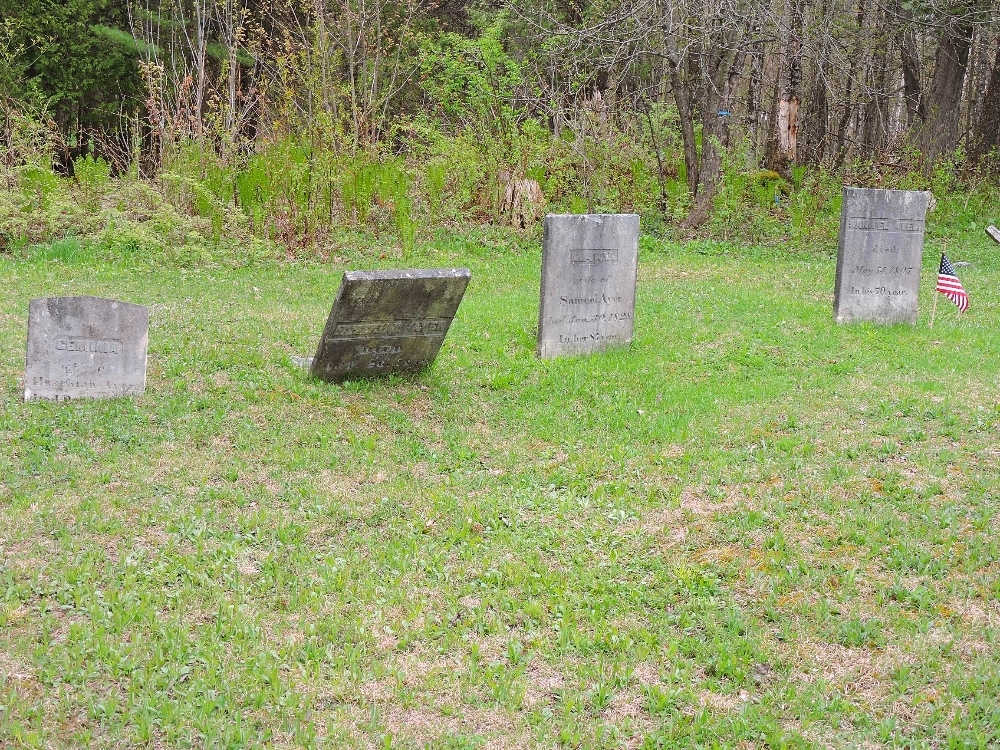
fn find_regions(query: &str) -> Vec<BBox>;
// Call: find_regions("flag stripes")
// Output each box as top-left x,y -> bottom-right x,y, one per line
936,253 -> 969,313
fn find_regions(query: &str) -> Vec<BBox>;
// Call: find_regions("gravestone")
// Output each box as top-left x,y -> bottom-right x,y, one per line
537,213 -> 639,358
833,188 -> 928,325
24,296 -> 149,401
986,224 -> 1000,244
308,268 -> 471,382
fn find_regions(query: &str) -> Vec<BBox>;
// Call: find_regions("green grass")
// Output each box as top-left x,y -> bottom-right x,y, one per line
2,229 -> 1000,749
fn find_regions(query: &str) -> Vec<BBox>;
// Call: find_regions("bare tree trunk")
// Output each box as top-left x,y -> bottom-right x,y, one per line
194,0 -> 209,133
744,20 -> 765,156
684,16 -> 744,227
766,0 -> 803,174
802,69 -> 828,164
897,14 -> 923,126
643,101 -> 670,215
970,40 -> 1000,165
175,0 -> 212,137
833,2 -> 864,168
916,19 -> 975,164
218,0 -> 245,150
342,0 -> 361,148
693,86 -> 727,203
667,42 -> 700,196
859,18 -> 891,155
963,31 -> 989,150
800,0 -> 831,164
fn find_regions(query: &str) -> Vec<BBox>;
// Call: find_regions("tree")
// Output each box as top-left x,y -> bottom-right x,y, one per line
970,39 -> 1000,166
0,0 -> 145,168
766,0 -> 804,174
915,7 -> 975,164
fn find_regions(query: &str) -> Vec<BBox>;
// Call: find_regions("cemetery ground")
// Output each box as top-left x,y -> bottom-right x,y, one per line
1,230 -> 999,749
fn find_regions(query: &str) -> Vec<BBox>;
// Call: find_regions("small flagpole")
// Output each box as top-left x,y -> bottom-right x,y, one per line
929,243 -> 945,329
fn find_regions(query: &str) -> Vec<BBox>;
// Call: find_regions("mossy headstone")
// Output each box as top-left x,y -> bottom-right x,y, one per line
308,269 -> 471,382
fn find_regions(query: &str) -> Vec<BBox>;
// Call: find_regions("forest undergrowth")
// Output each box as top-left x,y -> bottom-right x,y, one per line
3,124 -> 1000,268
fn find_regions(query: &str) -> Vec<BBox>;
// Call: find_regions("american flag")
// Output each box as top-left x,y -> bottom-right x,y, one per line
936,253 -> 969,312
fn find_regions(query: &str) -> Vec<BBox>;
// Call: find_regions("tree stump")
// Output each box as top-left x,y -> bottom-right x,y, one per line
500,177 -> 544,229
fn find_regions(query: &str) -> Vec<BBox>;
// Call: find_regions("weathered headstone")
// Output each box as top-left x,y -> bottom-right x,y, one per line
308,268 -> 471,382
24,296 -> 149,401
834,188 -> 928,325
986,224 -> 1000,244
537,213 -> 639,358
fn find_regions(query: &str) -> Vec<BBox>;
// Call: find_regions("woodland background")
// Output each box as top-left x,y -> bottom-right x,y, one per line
2,0 -> 1000,256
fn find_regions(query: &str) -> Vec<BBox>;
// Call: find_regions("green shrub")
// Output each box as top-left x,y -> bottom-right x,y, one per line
74,153 -> 111,209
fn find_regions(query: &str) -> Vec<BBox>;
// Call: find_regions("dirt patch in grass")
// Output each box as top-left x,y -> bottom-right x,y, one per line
0,649 -> 37,687
785,640 -> 905,705
522,659 -> 565,709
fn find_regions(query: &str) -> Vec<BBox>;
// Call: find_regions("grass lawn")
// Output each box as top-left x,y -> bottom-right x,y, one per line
1,230 -> 999,749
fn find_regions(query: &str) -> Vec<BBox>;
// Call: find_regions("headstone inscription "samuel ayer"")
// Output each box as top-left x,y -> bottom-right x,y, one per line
309,268 -> 471,382
537,213 -> 640,358
24,296 -> 149,401
834,188 -> 929,325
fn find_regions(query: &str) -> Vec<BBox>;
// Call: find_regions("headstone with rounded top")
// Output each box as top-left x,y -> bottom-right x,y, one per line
24,296 -> 149,401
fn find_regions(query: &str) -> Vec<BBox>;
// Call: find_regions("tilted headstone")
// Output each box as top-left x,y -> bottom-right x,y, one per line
537,213 -> 639,358
834,188 -> 928,325
308,268 -> 471,382
986,224 -> 1000,244
24,296 -> 149,401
